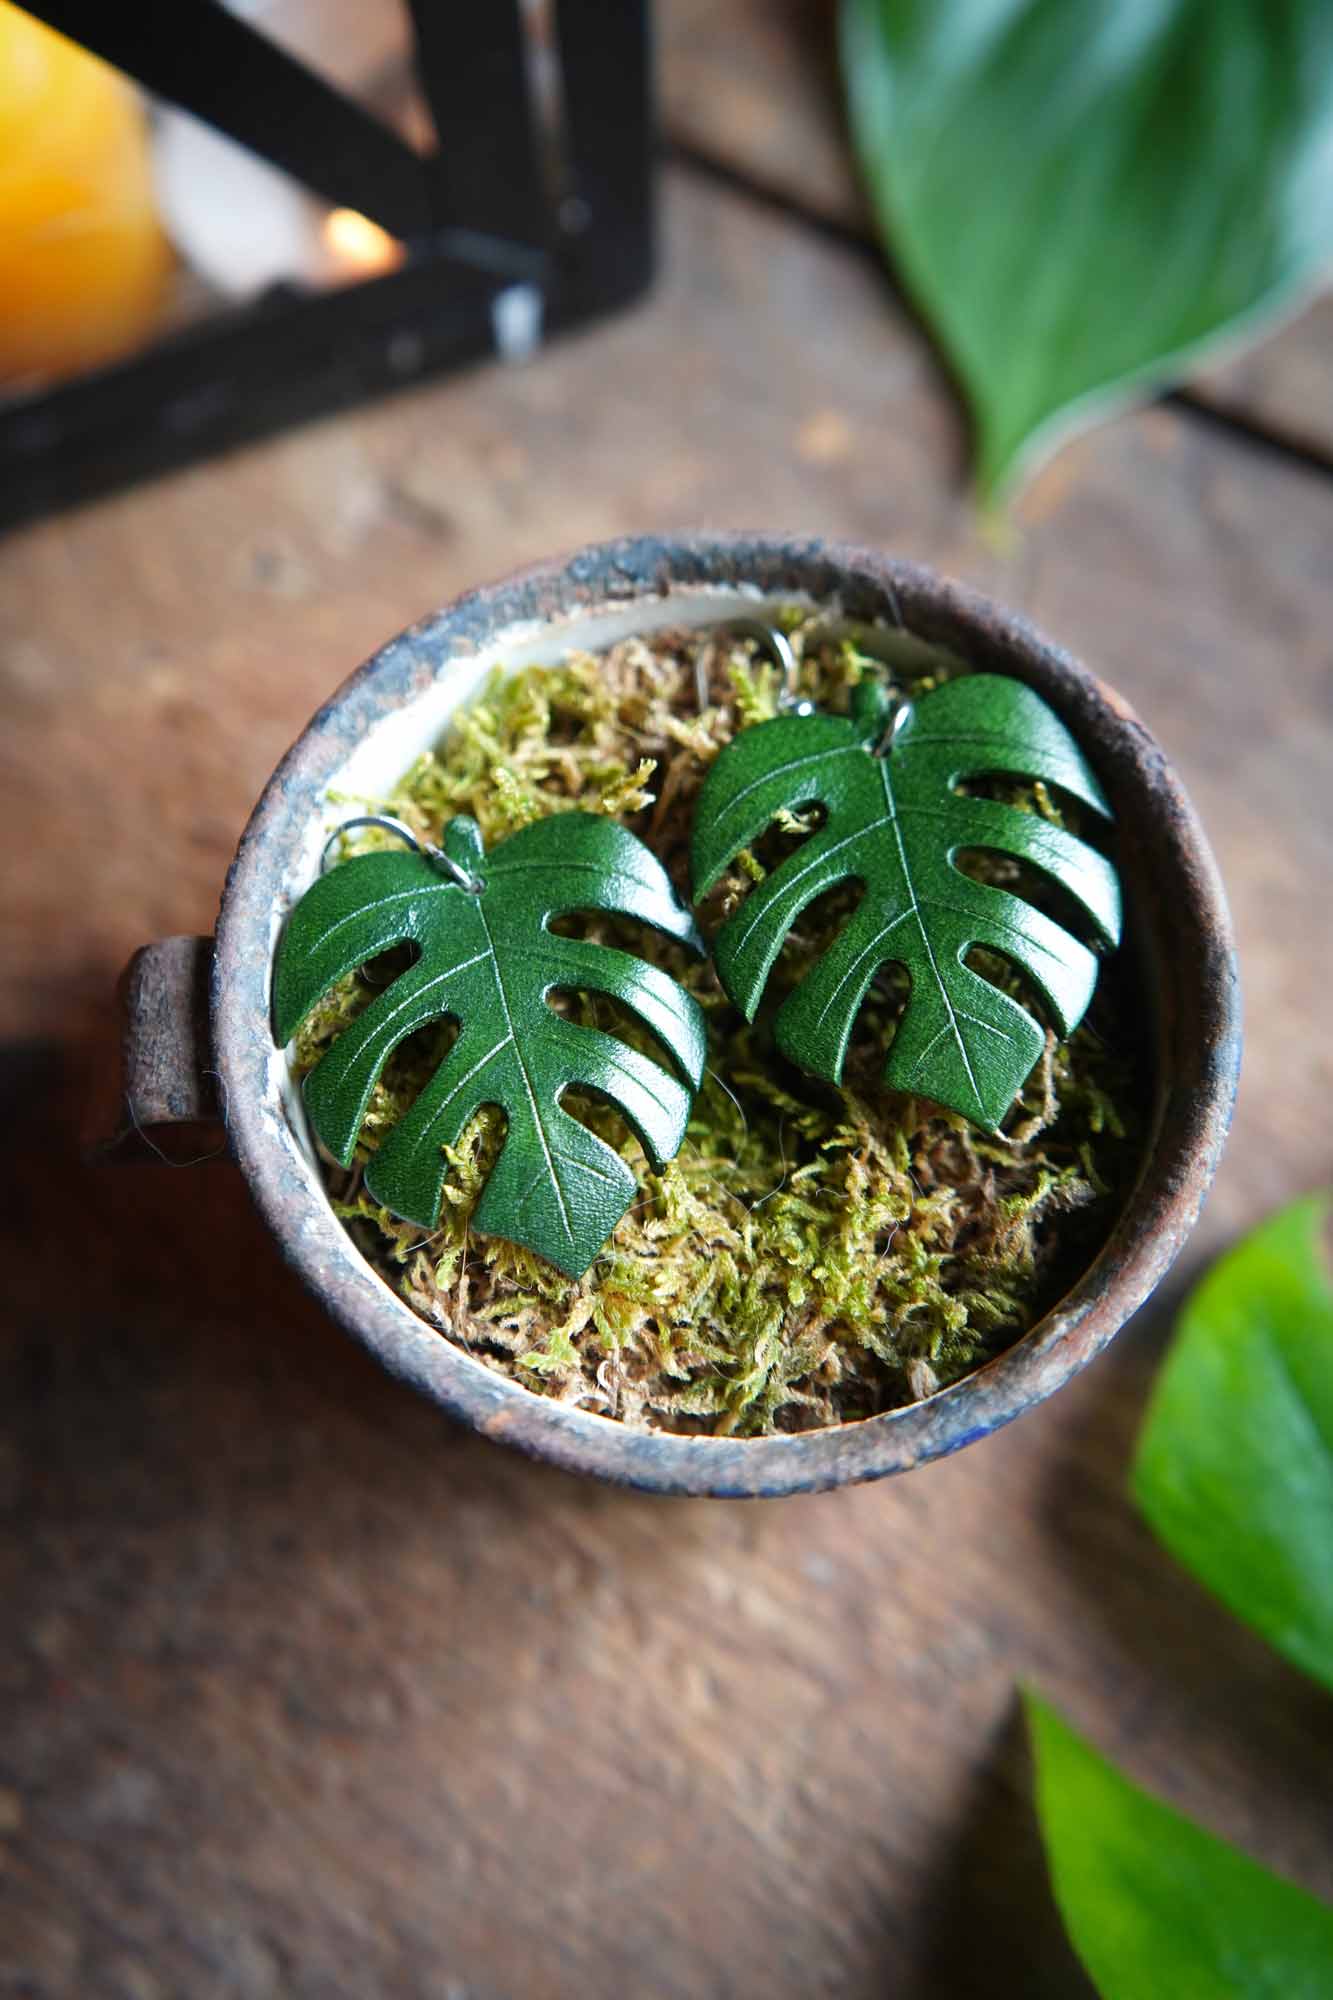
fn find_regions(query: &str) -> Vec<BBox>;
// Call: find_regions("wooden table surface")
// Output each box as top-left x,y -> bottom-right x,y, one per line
3,8 -> 1332,1995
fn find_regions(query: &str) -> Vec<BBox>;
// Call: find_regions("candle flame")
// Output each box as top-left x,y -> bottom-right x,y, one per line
322,208 -> 402,277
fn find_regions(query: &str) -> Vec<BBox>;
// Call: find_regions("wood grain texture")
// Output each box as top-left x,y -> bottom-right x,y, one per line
661,0 -> 864,229
3,160 -> 1333,1998
657,0 -> 1333,465
1189,291 -> 1333,466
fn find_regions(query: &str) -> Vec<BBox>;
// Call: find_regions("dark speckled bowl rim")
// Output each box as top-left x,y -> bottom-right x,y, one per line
214,534 -> 1241,1498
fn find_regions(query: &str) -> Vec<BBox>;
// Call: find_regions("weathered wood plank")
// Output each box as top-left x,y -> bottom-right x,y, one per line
2,166 -> 1332,1998
1189,292 -> 1333,462
661,0 -> 863,229
657,0 -> 1333,465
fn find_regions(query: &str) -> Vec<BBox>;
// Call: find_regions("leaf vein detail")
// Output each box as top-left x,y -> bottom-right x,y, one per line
477,898 -> 577,1256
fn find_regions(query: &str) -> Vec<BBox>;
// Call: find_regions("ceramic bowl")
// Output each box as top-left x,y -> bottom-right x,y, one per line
119,535 -> 1241,1496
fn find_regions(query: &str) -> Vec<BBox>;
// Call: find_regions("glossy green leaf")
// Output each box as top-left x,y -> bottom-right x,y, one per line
1132,1193 -> 1333,1693
1027,1694 -> 1333,2000
691,675 -> 1120,1131
274,812 -> 706,1278
841,0 -> 1333,498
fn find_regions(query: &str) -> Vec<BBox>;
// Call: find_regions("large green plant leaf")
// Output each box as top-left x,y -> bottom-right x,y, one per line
691,675 -> 1120,1131
1132,1193 -> 1333,1693
1027,1694 -> 1333,1999
273,812 -> 706,1278
841,0 -> 1333,499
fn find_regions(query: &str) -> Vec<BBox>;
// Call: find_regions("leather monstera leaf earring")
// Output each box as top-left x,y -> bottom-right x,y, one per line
274,811 -> 706,1278
690,649 -> 1122,1132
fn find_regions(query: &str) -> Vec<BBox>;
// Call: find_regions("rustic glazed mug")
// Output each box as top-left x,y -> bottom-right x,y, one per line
112,535 -> 1241,1497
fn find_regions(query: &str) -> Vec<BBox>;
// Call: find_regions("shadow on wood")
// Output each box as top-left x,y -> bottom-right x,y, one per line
1,1039 -> 611,1521
1032,1284 -> 1333,1899
915,1703 -> 1095,1999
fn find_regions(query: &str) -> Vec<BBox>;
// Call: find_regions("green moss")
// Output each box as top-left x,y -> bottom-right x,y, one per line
294,614 -> 1141,1436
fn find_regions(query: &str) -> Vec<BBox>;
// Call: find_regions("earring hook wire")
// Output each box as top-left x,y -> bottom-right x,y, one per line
320,813 -> 483,892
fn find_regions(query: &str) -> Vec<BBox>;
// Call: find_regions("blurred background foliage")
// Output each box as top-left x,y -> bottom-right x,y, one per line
842,0 -> 1333,501
1033,1194 -> 1333,1996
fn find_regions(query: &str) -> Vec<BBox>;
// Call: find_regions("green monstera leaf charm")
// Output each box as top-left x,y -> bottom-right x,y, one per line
274,812 -> 707,1278
691,675 -> 1121,1131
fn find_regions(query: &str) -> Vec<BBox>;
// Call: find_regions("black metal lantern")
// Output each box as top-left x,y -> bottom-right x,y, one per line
0,1 -> 653,531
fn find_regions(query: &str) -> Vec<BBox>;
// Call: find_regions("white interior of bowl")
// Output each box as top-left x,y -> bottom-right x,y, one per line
273,585 -> 960,1181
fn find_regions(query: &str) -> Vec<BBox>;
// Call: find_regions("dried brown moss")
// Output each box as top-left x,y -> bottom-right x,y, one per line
293,612 -> 1141,1436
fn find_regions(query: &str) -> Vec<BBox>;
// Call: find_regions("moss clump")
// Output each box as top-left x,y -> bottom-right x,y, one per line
294,613 -> 1141,1436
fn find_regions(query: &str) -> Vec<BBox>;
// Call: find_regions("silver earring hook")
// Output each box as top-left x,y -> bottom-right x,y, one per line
883,697 -> 914,755
699,617 -> 813,716
735,617 -> 811,713
320,813 -> 483,893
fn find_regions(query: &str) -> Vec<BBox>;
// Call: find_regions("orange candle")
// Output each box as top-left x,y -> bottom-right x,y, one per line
0,2 -> 171,385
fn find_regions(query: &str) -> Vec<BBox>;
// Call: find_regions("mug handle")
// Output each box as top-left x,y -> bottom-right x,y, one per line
91,936 -> 228,1164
